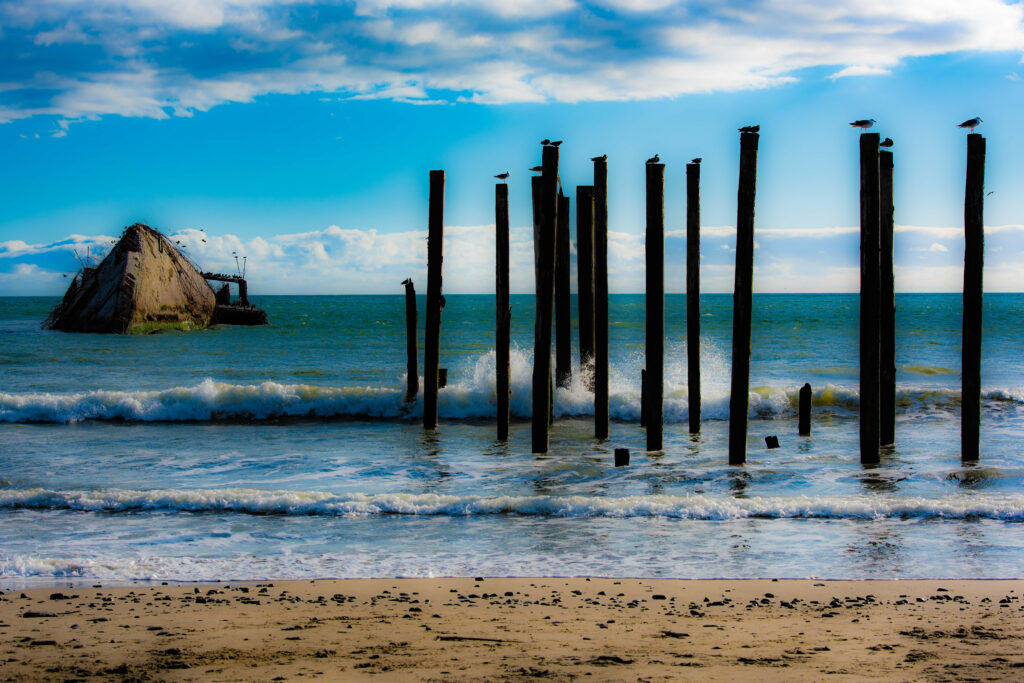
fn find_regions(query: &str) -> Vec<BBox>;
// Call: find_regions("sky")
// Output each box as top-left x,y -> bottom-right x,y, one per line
2,0 -> 1024,295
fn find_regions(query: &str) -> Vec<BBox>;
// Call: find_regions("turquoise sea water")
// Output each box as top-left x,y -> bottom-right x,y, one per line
2,293 -> 1024,585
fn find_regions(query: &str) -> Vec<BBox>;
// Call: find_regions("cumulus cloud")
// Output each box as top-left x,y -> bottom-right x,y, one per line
5,222 -> 1024,295
1,0 -> 1022,128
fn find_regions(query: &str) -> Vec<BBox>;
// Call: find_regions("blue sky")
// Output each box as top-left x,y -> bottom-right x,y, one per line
2,0 -> 1024,294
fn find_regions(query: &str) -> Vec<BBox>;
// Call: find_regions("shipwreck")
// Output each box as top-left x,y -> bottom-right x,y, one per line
45,222 -> 268,333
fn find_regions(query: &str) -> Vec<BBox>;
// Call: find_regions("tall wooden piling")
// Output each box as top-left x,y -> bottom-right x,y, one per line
646,162 -> 665,451
495,183 -> 511,440
728,132 -> 759,466
640,369 -> 647,428
962,133 -> 986,462
403,278 -> 419,403
859,133 -> 881,465
879,149 -> 896,447
556,193 -> 572,389
686,161 -> 702,434
593,157 -> 609,439
577,186 -> 596,378
424,170 -> 445,430
532,146 -> 559,453
799,383 -> 812,436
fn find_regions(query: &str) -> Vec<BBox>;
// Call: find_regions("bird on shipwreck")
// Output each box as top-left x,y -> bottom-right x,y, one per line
44,222 -> 268,333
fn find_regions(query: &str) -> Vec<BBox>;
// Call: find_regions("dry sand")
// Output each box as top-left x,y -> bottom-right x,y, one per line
2,578 -> 1023,681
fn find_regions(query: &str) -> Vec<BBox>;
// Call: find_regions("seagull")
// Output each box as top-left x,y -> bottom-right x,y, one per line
541,139 -> 550,145
739,125 -> 760,133
494,172 -> 510,183
550,140 -> 562,147
880,138 -> 894,148
646,154 -> 660,165
849,119 -> 876,130
958,117 -> 982,132
401,278 -> 412,286
591,154 -> 607,162
529,165 -> 543,173
691,157 -> 702,164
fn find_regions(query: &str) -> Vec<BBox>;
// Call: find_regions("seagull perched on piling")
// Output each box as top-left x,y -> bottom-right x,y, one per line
739,125 -> 760,133
591,154 -> 607,162
540,139 -> 550,145
880,138 -> 894,148
646,154 -> 660,164
529,165 -> 543,173
691,157 -> 702,164
849,119 -> 876,130
958,117 -> 983,132
550,140 -> 562,147
494,172 -> 510,182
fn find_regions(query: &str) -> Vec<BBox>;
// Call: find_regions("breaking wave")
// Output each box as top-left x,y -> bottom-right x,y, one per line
3,487 -> 1024,521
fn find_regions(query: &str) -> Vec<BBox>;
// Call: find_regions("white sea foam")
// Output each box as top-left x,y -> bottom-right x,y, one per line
3,487 -> 1024,521
2,349 -> 1021,424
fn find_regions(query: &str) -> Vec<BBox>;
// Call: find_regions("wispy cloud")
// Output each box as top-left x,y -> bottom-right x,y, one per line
4,222 -> 1024,295
2,0 -> 1022,130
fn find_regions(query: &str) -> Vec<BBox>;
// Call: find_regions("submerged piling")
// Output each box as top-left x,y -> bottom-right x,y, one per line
593,156 -> 610,439
556,193 -> 572,389
403,278 -> 419,403
728,131 -> 759,465
879,149 -> 896,447
424,170 -> 445,430
799,383 -> 812,436
645,161 -> 665,451
532,146 -> 559,453
962,133 -> 986,461
496,182 -> 511,440
859,133 -> 881,465
577,186 -> 596,380
686,161 -> 701,434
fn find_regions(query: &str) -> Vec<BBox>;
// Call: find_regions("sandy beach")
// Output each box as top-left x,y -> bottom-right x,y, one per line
1,578 -> 1022,681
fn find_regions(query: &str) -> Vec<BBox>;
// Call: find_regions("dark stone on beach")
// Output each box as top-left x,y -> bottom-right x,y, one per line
652,594 -> 666,600
21,612 -> 56,618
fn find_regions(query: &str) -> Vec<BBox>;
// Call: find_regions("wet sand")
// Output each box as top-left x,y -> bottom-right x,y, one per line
2,578 -> 1023,681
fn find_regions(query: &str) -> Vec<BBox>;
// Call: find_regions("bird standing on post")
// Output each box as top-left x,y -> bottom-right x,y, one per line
591,154 -> 607,162
738,125 -> 760,133
494,172 -> 510,183
691,157 -> 702,164
529,165 -> 543,173
646,154 -> 660,164
958,117 -> 983,132
550,140 -> 562,147
880,138 -> 894,148
540,139 -> 550,145
850,119 -> 876,130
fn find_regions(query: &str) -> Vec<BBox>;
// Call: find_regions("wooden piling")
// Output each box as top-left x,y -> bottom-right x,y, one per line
593,157 -> 610,439
403,278 -> 419,403
728,132 -> 759,465
556,193 -> 572,389
646,162 -> 665,451
799,382 -> 812,436
576,186 -> 596,379
686,161 -> 701,434
962,133 -> 986,462
496,183 -> 511,440
879,149 -> 896,447
423,170 -> 445,430
640,369 -> 647,428
859,133 -> 881,465
532,146 -> 559,453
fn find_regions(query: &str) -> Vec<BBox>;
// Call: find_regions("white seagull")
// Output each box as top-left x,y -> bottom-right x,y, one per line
958,117 -> 983,132
849,119 -> 876,130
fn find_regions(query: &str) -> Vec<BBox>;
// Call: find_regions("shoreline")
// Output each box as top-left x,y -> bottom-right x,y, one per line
3,577 -> 1023,680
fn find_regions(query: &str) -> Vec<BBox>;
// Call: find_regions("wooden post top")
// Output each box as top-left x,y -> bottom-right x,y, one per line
740,131 -> 760,147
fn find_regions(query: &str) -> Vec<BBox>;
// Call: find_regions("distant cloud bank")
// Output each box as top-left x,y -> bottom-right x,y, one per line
3,222 -> 1023,295
2,0 -> 1023,132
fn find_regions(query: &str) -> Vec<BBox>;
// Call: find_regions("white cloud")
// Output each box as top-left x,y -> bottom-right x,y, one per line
1,0 -> 1022,126
5,221 -> 1024,295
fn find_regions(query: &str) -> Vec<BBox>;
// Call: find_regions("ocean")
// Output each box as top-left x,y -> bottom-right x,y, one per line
2,293 -> 1024,587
